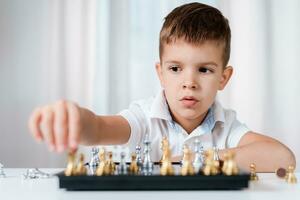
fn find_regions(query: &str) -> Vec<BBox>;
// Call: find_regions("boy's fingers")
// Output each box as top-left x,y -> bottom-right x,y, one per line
28,107 -> 43,141
67,102 -> 80,151
40,106 -> 55,151
54,101 -> 68,153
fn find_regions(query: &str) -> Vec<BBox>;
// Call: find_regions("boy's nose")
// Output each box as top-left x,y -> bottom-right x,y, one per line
182,80 -> 198,89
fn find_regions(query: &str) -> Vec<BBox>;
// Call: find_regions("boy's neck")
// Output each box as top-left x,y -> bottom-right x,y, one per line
170,110 -> 209,134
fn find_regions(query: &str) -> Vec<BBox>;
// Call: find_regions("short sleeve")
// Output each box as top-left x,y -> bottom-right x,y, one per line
226,117 -> 251,148
118,101 -> 147,151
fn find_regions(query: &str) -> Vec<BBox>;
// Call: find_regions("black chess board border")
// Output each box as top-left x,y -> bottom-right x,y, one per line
57,172 -> 250,191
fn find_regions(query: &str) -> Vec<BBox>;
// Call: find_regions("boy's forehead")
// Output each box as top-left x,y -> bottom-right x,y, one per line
161,39 -> 224,66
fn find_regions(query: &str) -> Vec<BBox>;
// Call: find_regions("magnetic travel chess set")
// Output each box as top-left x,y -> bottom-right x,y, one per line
57,135 -> 253,191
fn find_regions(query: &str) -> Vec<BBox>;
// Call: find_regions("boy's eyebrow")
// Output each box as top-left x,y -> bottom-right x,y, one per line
164,60 -> 219,67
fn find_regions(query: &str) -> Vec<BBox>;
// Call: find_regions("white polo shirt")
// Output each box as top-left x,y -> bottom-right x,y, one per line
119,90 -> 250,161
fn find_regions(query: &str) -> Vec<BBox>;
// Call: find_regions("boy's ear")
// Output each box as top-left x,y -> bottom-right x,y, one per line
218,66 -> 233,90
155,62 -> 164,87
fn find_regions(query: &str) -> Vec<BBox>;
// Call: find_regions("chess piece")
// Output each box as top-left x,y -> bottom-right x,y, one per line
181,146 -> 195,176
117,152 -> 128,175
221,152 -> 239,176
65,151 -> 76,176
23,168 -> 51,179
135,145 -> 143,169
0,163 -> 6,178
193,139 -> 204,173
75,153 -> 87,175
160,138 -> 174,176
89,147 -> 100,175
202,149 -> 220,176
276,167 -> 286,179
104,151 -> 116,175
180,144 -> 189,165
250,163 -> 259,181
96,148 -> 106,176
213,146 -> 220,161
142,133 -> 154,175
128,153 -> 139,175
285,165 -> 297,184
160,136 -> 169,163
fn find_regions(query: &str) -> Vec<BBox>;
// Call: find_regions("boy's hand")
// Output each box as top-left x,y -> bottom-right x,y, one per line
28,100 -> 81,153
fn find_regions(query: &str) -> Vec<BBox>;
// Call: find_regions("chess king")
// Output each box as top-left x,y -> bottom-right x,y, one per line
28,2 -> 296,172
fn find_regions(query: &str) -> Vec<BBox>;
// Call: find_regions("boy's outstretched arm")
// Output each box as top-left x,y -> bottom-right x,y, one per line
28,100 -> 131,152
219,132 -> 296,172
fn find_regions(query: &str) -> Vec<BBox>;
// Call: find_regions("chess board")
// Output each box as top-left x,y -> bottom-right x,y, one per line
57,163 -> 250,191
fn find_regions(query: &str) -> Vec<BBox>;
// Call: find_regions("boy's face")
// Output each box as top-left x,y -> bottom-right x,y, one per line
156,39 -> 232,124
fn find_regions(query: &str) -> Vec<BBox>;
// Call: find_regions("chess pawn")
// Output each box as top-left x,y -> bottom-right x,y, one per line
160,141 -> 174,176
0,163 -> 6,178
104,151 -> 116,175
117,152 -> 128,175
221,152 -> 239,176
142,134 -> 154,175
96,148 -> 106,176
286,165 -> 297,184
250,163 -> 259,181
128,153 -> 139,175
181,146 -> 195,176
75,153 -> 87,176
65,151 -> 76,176
202,149 -> 220,176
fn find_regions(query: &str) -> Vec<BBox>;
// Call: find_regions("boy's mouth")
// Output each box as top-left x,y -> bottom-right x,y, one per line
180,96 -> 199,107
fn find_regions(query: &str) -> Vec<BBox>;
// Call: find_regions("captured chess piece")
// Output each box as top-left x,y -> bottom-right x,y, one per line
96,148 -> 106,176
276,167 -> 286,179
250,163 -> 259,181
221,152 -> 239,176
0,163 -> 6,178
285,165 -> 297,184
181,146 -> 195,176
104,151 -> 116,175
160,138 -> 174,176
193,139 -> 204,173
65,151 -> 76,176
202,149 -> 220,176
128,153 -> 139,175
117,152 -> 128,175
75,153 -> 87,175
142,134 -> 154,175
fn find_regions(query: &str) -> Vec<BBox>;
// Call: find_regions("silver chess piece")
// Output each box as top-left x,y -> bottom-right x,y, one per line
117,152 -> 128,175
135,145 -> 143,169
89,147 -> 100,174
23,168 -> 51,179
142,134 -> 153,175
213,146 -> 220,161
0,163 -> 6,178
193,139 -> 204,173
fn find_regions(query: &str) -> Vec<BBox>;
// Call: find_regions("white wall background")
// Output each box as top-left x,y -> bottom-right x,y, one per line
0,0 -> 299,169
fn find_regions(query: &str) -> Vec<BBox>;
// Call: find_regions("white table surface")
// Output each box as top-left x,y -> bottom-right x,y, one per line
0,168 -> 299,200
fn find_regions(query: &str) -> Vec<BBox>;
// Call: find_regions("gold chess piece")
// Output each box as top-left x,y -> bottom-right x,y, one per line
160,139 -> 174,176
285,165 -> 297,184
65,151 -> 76,176
96,148 -> 106,176
160,136 -> 169,163
128,153 -> 139,175
181,146 -> 195,176
221,152 -> 239,176
202,149 -> 220,176
250,163 -> 259,181
104,151 -> 116,175
75,153 -> 87,175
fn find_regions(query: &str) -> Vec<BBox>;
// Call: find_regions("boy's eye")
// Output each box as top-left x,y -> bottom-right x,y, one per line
169,66 -> 181,72
198,67 -> 212,73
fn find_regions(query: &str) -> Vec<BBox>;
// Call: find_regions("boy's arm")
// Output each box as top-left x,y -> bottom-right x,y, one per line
219,132 -> 296,172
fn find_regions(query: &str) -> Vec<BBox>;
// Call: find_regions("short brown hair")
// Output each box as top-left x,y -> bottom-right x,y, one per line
159,2 -> 231,67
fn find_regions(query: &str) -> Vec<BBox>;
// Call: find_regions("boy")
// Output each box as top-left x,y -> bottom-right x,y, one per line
29,2 -> 295,172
